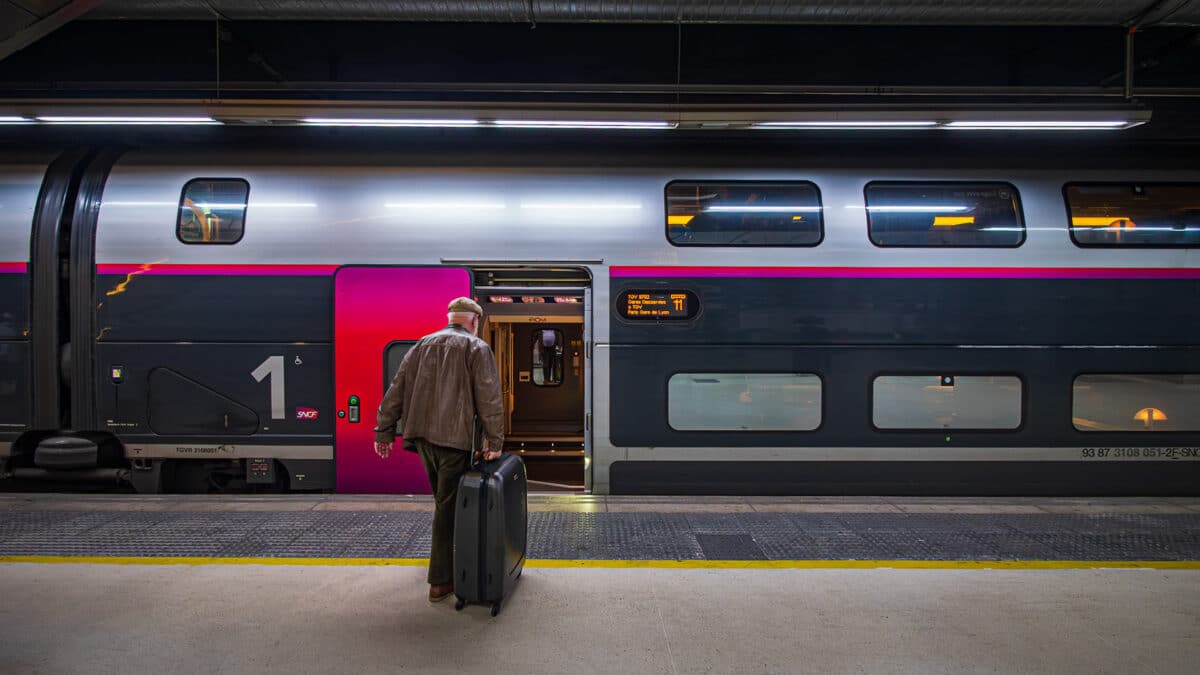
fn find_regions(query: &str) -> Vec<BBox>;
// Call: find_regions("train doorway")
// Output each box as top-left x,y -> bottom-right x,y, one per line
473,266 -> 592,493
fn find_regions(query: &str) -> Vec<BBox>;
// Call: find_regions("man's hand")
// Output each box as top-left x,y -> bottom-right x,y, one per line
479,439 -> 501,462
374,441 -> 393,459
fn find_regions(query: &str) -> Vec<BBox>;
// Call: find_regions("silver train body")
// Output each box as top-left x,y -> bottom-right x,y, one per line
2,143 -> 1199,494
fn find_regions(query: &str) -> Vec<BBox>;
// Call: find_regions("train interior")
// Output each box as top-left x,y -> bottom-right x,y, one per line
476,267 -> 590,492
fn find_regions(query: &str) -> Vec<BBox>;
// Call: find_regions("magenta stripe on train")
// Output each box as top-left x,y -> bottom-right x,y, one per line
96,263 -> 339,276
88,263 -> 1200,280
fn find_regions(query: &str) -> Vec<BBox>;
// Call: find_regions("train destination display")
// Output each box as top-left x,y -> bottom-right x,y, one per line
617,290 -> 699,320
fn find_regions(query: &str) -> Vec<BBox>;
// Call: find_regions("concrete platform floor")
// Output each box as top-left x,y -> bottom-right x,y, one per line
2,562 -> 1197,675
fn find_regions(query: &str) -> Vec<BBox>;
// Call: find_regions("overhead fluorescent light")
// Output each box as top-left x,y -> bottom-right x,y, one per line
493,120 -> 675,130
753,118 -> 1145,132
945,120 -> 1135,130
302,118 -> 479,127
753,121 -> 937,129
0,116 -> 32,125
37,116 -> 220,125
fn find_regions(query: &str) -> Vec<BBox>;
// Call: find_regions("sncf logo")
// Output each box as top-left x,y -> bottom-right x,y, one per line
295,407 -> 320,421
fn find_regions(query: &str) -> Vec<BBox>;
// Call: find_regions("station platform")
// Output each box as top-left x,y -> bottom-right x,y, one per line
3,494 -> 1199,674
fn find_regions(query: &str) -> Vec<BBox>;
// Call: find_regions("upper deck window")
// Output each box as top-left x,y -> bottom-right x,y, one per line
178,179 -> 248,244
865,182 -> 1024,247
1066,183 -> 1200,248
666,181 -> 823,246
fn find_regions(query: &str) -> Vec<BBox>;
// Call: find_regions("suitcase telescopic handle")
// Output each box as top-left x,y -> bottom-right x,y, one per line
469,415 -> 488,475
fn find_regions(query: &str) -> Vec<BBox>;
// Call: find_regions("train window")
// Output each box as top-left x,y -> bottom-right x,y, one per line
383,341 -> 416,394
178,178 -> 249,244
668,373 -> 821,431
1066,184 -> 1200,247
666,181 -> 823,246
872,375 -> 1022,430
1073,374 -> 1200,432
531,329 -> 564,387
864,182 -> 1024,247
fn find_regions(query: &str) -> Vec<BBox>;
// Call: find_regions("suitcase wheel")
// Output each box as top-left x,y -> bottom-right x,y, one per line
454,599 -> 465,611
490,601 -> 501,618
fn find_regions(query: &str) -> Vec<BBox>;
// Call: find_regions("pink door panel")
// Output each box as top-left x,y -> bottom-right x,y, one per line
334,266 -> 472,493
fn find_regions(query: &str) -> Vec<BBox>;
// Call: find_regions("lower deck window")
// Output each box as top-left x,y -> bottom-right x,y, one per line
668,373 -> 821,431
873,375 -> 1022,430
1073,374 -> 1200,432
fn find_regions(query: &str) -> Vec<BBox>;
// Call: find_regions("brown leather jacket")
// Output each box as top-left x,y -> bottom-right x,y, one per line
374,323 -> 504,454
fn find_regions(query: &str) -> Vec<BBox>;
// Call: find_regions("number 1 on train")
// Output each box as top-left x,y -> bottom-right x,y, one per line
251,355 -> 286,420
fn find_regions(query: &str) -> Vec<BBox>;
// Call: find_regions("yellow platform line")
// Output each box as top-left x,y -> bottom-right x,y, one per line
1,555 -> 1199,570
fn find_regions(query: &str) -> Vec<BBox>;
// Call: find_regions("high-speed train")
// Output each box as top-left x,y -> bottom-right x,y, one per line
1,140 -> 1198,495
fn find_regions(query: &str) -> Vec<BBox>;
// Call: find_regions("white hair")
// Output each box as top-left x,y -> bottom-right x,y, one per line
448,312 -> 480,334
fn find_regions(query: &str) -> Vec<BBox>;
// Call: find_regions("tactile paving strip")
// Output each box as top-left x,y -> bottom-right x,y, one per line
1,510 -> 1198,561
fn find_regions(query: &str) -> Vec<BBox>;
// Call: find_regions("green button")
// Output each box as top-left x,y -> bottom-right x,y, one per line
348,395 -> 359,405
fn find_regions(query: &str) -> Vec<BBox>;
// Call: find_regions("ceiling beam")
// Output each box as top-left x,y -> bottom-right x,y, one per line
0,0 -> 103,63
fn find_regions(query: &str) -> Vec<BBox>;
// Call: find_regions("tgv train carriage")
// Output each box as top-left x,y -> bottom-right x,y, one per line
1,143 -> 1199,495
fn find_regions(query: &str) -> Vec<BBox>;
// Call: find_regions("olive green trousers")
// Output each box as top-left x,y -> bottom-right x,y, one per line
415,439 -> 471,585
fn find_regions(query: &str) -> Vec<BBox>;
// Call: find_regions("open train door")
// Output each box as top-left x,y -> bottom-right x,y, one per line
334,266 -> 472,493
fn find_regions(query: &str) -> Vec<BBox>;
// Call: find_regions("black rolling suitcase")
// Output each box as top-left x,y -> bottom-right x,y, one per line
452,452 -> 527,616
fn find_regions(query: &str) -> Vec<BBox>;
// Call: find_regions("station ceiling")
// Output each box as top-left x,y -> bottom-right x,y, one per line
2,1 -> 1200,146
63,1 -> 1200,25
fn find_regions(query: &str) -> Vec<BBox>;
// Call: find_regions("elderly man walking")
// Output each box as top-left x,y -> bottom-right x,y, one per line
373,297 -> 505,602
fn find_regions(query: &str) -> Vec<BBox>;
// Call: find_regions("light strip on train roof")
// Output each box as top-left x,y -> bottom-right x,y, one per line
36,116 -> 221,125
301,118 -> 481,127
385,201 -> 506,209
520,201 -> 642,210
0,116 -> 32,124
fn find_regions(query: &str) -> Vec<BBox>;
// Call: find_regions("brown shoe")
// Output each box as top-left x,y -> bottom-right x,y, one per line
429,583 -> 454,603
